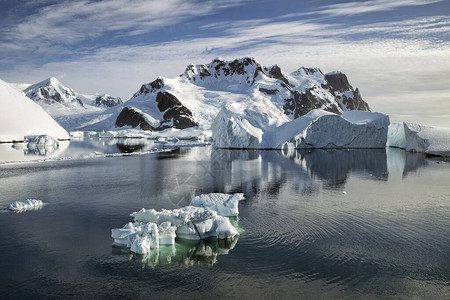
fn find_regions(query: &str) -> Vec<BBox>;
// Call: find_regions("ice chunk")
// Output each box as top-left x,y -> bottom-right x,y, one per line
24,135 -> 59,149
190,193 -> 245,217
111,222 -> 142,247
176,216 -> 239,240
212,106 -> 389,149
131,206 -> 217,227
158,222 -> 177,245
387,122 -> 450,156
111,221 -> 173,249
9,199 -> 43,211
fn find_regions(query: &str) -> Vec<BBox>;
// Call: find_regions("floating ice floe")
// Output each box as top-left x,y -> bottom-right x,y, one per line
212,104 -> 389,149
387,122 -> 450,156
9,199 -> 43,212
24,135 -> 59,149
69,131 -> 84,138
112,193 -> 244,255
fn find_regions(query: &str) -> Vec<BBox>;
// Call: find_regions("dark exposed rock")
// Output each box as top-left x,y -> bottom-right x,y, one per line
259,88 -> 279,95
325,72 -> 352,92
342,88 -> 370,111
155,92 -> 197,130
115,107 -> 154,130
325,72 -> 370,111
134,78 -> 165,97
267,65 -> 290,86
76,98 -> 84,107
95,95 -> 123,107
199,65 -> 212,78
284,89 -> 341,118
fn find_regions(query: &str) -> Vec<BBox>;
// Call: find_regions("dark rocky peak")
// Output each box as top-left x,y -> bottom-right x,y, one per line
133,77 -> 165,97
182,57 -> 263,85
325,71 -> 352,92
293,67 -> 323,77
115,92 -> 197,131
95,94 -> 123,107
265,65 -> 290,86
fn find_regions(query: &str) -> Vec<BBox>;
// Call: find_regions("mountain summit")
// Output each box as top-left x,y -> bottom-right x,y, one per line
24,77 -> 122,111
113,57 -> 369,132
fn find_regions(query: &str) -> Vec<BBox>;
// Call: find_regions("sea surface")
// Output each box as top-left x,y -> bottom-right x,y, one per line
0,138 -> 449,299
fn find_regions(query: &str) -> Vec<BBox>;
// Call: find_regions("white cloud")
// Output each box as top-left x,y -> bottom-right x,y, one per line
0,0 -> 250,54
305,0 -> 446,17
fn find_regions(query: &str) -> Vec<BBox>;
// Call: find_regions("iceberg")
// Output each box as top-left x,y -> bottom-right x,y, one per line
69,131 -> 84,138
212,104 -> 389,149
23,135 -> 59,150
9,199 -> 43,212
112,193 -> 244,255
387,122 -> 450,156
0,79 -> 69,142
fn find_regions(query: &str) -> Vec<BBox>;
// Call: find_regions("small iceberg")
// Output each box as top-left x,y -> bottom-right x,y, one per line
9,199 -> 43,212
69,131 -> 84,138
24,135 -> 59,149
112,193 -> 244,255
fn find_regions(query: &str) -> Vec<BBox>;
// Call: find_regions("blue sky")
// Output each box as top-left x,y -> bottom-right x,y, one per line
1,0 -> 449,126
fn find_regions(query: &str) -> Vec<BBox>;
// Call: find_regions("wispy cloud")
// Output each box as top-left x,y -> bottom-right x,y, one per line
0,0 -> 249,58
304,0 -> 446,17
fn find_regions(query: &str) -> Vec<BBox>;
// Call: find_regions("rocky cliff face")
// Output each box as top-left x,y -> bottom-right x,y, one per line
114,57 -> 370,132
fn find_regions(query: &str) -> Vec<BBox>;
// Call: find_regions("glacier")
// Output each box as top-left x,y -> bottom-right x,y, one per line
387,122 -> 450,156
112,193 -> 243,255
212,104 -> 390,149
0,79 -> 70,142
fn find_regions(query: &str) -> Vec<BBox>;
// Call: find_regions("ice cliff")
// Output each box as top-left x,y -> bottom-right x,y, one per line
212,103 -> 389,149
388,122 -> 450,156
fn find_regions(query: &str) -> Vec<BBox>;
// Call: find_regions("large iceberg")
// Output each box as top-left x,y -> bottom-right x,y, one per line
0,79 -> 70,142
212,103 -> 389,149
112,193 -> 243,255
387,122 -> 450,156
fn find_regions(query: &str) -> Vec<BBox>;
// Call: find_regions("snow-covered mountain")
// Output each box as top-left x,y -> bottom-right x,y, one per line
0,79 -> 69,142
23,77 -> 122,117
108,57 -> 369,132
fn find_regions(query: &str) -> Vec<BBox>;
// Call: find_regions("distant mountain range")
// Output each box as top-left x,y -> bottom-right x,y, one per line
24,77 -> 123,110
12,57 -> 370,132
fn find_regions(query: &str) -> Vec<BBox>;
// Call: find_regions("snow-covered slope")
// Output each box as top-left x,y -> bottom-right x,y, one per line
388,122 -> 450,156
83,57 -> 369,132
0,79 -> 70,142
212,105 -> 389,149
22,77 -> 122,130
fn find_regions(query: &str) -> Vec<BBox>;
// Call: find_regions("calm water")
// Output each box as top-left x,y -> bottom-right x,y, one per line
0,139 -> 449,299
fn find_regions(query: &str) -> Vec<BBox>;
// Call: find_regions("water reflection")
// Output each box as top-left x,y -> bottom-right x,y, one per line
0,141 -> 70,163
112,237 -> 239,267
